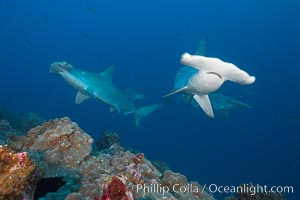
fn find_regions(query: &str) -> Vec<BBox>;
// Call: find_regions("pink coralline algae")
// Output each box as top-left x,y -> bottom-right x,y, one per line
99,175 -> 134,200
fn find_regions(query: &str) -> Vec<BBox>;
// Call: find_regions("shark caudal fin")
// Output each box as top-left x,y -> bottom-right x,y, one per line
134,102 -> 166,128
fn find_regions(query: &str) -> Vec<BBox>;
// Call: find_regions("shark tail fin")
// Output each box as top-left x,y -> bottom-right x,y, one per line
134,102 -> 166,128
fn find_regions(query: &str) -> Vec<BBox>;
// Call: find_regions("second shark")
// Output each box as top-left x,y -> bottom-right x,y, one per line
50,62 -> 164,127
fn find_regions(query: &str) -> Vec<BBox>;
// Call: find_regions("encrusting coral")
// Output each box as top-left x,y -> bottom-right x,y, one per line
95,131 -> 120,151
2,116 -> 286,200
9,117 -> 93,172
4,117 -> 216,200
0,145 -> 40,200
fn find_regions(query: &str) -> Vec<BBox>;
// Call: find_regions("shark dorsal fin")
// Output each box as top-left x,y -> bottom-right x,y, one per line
195,37 -> 206,56
99,65 -> 116,82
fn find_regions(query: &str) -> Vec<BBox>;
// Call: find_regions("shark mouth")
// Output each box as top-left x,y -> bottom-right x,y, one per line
206,71 -> 222,79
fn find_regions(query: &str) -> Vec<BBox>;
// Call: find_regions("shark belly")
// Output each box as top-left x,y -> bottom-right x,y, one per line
92,84 -> 135,114
59,71 -> 90,95
188,72 -> 224,95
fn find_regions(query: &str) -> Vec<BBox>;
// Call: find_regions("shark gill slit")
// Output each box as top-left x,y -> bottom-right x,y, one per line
206,72 -> 222,79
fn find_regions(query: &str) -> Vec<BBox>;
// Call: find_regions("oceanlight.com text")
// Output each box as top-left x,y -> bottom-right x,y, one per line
207,183 -> 294,196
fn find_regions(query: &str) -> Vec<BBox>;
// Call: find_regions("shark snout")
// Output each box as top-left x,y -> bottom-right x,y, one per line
50,62 -> 74,74
180,52 -> 192,64
244,76 -> 256,85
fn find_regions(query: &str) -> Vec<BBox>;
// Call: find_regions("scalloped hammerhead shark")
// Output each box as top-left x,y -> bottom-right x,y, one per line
50,62 -> 164,127
164,38 -> 256,118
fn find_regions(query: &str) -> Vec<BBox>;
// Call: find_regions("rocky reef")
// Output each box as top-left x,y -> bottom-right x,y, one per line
0,113 -> 287,200
0,108 -> 44,145
1,116 -> 215,200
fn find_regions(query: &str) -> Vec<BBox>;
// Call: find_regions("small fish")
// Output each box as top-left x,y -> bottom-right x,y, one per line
142,55 -> 151,62
85,6 -> 96,13
80,33 -> 89,38
25,39 -> 32,46
7,3 -> 16,10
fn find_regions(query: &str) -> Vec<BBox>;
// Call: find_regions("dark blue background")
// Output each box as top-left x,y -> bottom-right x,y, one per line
0,0 -> 299,199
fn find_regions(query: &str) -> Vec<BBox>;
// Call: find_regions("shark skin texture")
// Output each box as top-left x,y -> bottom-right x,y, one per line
165,38 -> 255,119
50,62 -> 164,127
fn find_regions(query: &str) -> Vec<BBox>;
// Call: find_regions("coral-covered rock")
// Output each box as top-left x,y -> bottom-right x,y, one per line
17,112 -> 44,133
67,144 -> 214,200
161,170 -> 215,200
0,119 -> 12,145
31,117 -> 93,169
11,117 -> 93,170
4,116 -> 216,200
162,170 -> 188,191
100,174 -> 134,200
8,117 -> 93,179
152,159 -> 170,173
95,131 -> 120,151
0,145 -> 40,200
0,108 -> 44,136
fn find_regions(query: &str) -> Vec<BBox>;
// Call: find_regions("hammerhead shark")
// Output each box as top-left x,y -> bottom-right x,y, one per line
165,38 -> 255,118
50,62 -> 164,127
194,92 -> 251,118
171,38 -> 252,118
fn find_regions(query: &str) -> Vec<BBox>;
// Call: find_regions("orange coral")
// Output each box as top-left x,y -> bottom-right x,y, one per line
0,145 -> 39,200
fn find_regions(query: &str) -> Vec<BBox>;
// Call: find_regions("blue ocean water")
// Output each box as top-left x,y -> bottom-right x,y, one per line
0,0 -> 299,199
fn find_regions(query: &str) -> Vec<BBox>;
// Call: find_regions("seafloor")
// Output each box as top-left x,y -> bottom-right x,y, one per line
0,108 -> 286,200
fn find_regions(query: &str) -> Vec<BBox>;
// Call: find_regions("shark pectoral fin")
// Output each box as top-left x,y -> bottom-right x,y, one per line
193,94 -> 214,119
99,65 -> 116,83
109,107 -> 116,112
75,91 -> 90,104
162,86 -> 188,98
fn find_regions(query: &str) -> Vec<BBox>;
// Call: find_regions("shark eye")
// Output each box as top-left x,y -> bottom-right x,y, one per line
206,72 -> 222,79
180,54 -> 185,60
